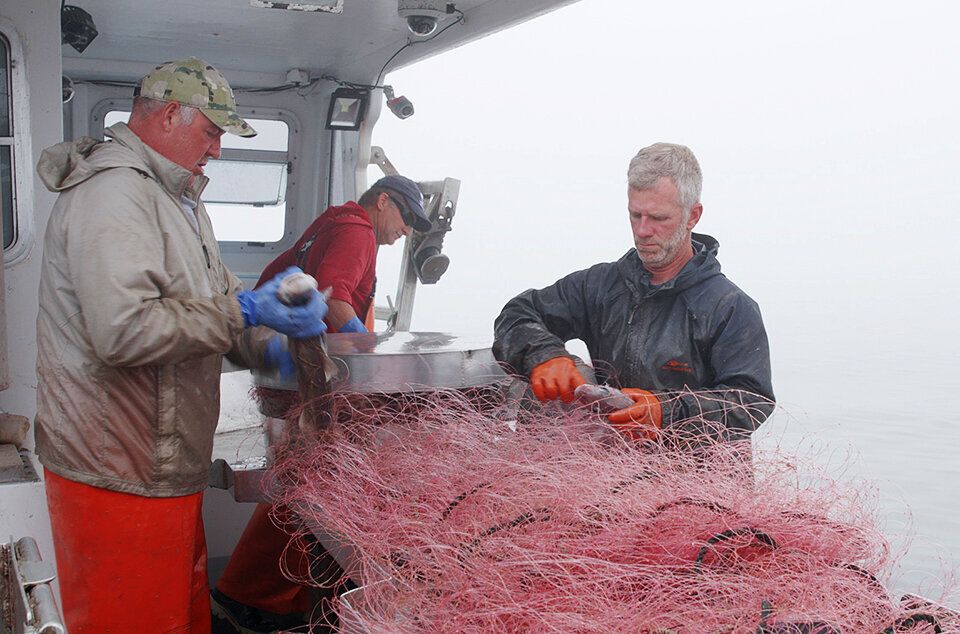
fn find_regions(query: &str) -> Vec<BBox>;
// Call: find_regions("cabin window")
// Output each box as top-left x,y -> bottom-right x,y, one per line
104,111 -> 290,242
1,35 -> 16,251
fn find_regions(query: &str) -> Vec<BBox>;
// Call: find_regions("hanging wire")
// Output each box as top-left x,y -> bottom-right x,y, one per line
72,7 -> 466,97
240,79 -> 323,95
75,79 -> 136,88
376,8 -> 465,85
319,75 -> 383,91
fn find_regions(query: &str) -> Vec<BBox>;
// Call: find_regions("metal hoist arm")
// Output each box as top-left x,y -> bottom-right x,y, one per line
368,146 -> 460,331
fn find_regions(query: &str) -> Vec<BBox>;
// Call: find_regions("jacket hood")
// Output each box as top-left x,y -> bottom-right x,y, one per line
330,200 -> 374,228
618,232 -> 722,299
37,123 -> 204,200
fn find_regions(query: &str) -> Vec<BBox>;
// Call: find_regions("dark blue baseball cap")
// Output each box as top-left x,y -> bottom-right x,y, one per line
373,175 -> 431,232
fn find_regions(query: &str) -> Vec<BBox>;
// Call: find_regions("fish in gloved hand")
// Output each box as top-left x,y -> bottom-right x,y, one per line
573,383 -> 636,413
575,383 -> 662,443
236,267 -> 328,338
275,271 -> 339,441
261,271 -> 333,381
561,383 -> 631,445
276,270 -> 325,306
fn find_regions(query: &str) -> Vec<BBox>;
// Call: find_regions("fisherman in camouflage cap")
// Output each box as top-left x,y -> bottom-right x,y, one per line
32,55 -> 330,631
136,56 -> 257,137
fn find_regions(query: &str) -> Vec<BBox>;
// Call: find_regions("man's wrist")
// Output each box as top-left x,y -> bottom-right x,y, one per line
236,291 -> 256,327
523,349 -> 570,377
339,316 -> 367,333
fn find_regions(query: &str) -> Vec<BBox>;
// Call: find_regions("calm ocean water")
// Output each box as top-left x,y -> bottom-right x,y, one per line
756,353 -> 960,607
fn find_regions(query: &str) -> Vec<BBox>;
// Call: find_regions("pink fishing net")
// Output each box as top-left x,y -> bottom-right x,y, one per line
266,389 -> 956,633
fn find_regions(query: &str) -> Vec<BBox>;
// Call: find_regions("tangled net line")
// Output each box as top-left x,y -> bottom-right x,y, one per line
266,388 -> 957,633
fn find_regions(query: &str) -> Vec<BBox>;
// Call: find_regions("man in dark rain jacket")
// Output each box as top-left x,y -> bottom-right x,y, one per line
493,143 -> 773,442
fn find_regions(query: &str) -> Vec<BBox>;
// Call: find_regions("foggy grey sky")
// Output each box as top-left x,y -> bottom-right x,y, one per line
373,0 -> 960,379
368,0 -> 960,596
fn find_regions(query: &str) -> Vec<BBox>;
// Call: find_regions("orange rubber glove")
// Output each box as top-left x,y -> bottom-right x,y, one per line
607,388 -> 663,441
529,357 -> 587,403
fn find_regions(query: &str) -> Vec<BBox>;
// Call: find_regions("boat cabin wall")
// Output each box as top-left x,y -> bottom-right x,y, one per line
0,0 -> 381,418
60,67 -> 378,288
0,0 -> 67,582
2,0 -> 381,428
0,0 -> 380,569
1,0 -> 66,445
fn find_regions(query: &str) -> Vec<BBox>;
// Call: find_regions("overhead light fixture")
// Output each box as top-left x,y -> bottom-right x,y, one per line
384,86 -> 414,120
325,87 -> 369,131
61,4 -> 99,54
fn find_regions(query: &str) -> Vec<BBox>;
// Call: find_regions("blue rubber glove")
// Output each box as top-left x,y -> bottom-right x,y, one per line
236,267 -> 328,339
338,316 -> 368,333
264,336 -> 296,379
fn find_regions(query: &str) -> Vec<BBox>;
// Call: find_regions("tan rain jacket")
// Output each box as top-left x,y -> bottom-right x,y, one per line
35,123 -> 269,497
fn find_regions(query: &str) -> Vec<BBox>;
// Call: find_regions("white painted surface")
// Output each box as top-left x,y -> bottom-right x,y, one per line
0,0 -> 65,581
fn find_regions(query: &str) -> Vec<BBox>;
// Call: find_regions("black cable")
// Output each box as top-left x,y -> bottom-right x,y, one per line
441,481 -> 491,520
376,8 -> 465,86
459,507 -> 551,557
75,79 -> 136,88
885,614 -> 942,633
693,527 -> 777,572
323,7 -> 468,96
321,74 -> 383,91
76,8 -> 465,98
375,42 -> 413,88
239,78 -> 322,94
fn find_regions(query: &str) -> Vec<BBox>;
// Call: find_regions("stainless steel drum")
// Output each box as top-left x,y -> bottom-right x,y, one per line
252,331 -> 507,393
211,332 -> 509,503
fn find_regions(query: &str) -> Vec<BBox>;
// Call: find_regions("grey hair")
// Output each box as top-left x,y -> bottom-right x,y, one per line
358,186 -> 389,209
627,142 -> 702,210
131,96 -> 198,125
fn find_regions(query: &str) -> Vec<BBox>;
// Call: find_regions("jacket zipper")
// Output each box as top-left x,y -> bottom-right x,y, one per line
626,302 -> 640,380
176,188 -> 211,270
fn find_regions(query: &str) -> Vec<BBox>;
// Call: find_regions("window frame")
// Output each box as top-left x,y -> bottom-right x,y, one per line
1,33 -> 15,250
91,98 -> 301,252
1,24 -> 37,265
202,150 -> 290,206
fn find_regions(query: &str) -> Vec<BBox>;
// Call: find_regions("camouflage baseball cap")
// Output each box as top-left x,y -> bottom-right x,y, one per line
135,57 -> 256,137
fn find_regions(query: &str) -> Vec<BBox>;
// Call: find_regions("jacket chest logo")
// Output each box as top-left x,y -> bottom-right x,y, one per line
661,359 -> 693,374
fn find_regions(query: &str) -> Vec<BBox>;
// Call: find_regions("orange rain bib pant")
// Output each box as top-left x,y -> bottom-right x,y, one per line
215,502 -> 314,614
44,469 -> 211,633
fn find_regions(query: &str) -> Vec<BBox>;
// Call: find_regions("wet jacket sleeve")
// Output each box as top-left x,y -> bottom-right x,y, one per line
493,268 -> 593,376
66,171 -> 245,367
659,293 -> 774,441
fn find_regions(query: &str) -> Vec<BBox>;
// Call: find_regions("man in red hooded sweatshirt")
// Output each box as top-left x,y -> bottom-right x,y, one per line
212,175 -> 431,633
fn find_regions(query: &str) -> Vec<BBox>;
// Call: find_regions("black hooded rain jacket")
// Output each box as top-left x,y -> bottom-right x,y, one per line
493,234 -> 774,440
